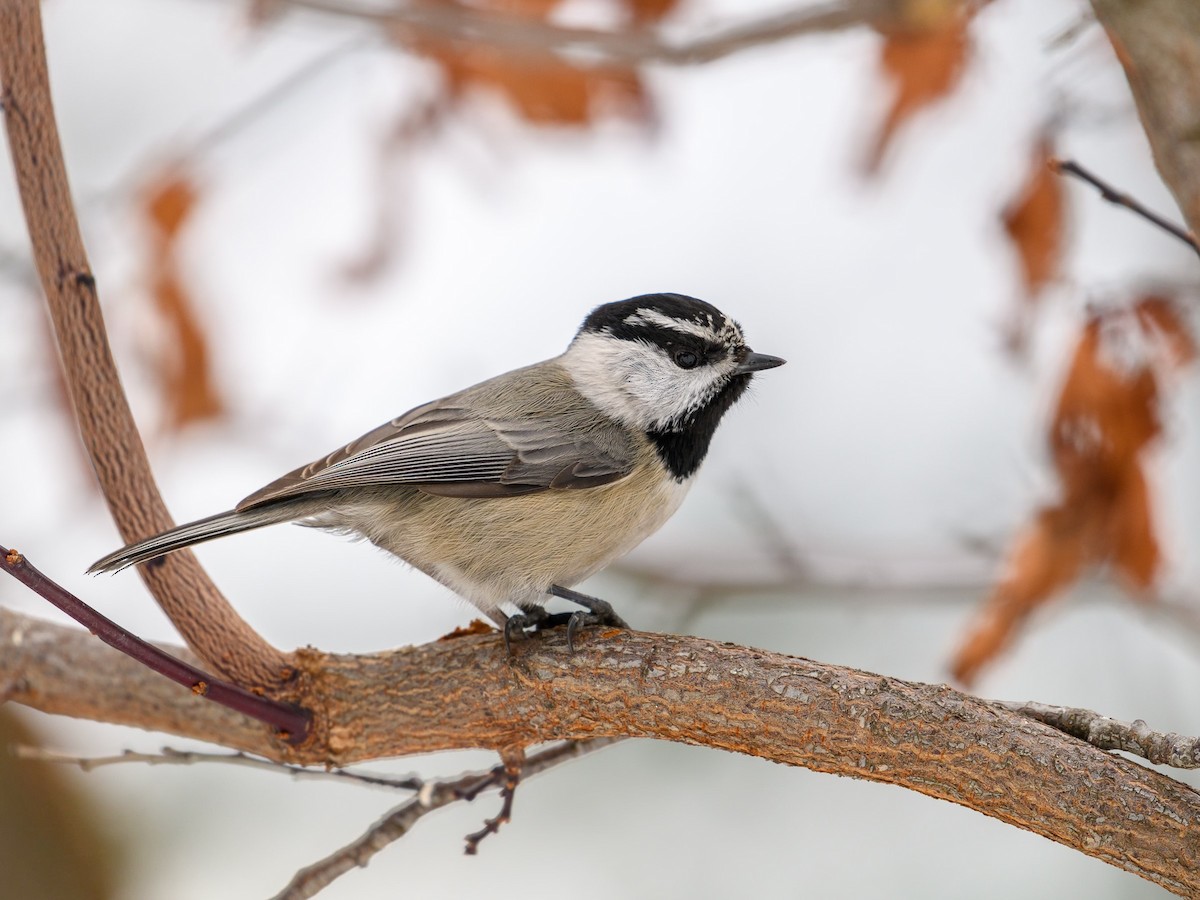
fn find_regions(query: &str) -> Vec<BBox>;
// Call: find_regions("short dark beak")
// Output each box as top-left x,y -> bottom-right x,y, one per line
734,351 -> 786,375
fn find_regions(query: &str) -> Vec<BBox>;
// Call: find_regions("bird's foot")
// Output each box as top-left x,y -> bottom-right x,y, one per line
503,607 -> 570,654
549,584 -> 630,652
503,586 -> 630,653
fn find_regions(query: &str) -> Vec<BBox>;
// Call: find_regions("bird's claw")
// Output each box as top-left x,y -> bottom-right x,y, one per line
503,586 -> 630,654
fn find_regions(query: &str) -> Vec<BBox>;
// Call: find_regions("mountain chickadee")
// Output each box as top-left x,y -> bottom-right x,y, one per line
91,293 -> 785,643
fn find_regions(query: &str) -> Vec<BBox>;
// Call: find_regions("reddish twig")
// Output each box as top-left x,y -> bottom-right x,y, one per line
462,746 -> 524,854
1051,157 -> 1200,257
0,546 -> 310,743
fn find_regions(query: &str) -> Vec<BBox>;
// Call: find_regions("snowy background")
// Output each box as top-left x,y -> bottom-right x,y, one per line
3,0 -> 1200,897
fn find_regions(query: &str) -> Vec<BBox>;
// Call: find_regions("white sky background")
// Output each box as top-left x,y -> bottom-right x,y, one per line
3,0 -> 1200,897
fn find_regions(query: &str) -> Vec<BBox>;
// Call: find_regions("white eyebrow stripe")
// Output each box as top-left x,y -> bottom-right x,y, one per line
625,308 -> 720,340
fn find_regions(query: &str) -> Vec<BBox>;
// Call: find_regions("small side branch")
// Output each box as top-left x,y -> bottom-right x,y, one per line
1051,157 -> 1200,256
272,740 -> 615,900
1002,701 -> 1200,768
11,746 -> 423,790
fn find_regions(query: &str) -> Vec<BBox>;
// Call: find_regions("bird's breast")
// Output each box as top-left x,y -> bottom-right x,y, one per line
348,461 -> 690,612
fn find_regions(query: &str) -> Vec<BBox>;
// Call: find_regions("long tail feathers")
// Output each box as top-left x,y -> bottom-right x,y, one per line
88,504 -> 302,574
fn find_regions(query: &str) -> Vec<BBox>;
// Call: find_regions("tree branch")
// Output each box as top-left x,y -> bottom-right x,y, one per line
1052,157 -> 1200,256
999,701 -> 1200,768
273,739 -> 612,900
4,606 -> 1200,897
0,546 -> 309,742
282,0 -> 895,67
12,745 -> 423,790
0,0 -> 291,688
1090,0 -> 1200,242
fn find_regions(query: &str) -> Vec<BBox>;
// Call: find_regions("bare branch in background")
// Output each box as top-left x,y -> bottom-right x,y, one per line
283,0 -> 896,66
1053,157 -> 1200,256
272,740 -> 613,900
12,745 -> 425,790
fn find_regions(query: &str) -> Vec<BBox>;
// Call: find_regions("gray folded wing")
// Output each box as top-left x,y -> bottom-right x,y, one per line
237,398 -> 636,510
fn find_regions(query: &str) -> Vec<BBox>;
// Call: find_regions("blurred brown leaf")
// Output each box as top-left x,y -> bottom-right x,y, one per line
1002,135 -> 1066,306
1136,293 -> 1197,368
952,297 -> 1192,685
627,0 -> 681,24
430,46 -> 648,124
145,171 -> 197,240
408,0 -> 654,125
862,1 -> 973,175
141,168 -> 224,432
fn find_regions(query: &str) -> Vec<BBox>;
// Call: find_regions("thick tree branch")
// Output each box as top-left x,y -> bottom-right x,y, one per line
4,607 -> 1199,897
1091,0 -> 1200,242
0,0 -> 289,687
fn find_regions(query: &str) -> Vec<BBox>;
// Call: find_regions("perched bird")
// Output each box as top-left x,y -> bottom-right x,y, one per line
91,293 -> 785,642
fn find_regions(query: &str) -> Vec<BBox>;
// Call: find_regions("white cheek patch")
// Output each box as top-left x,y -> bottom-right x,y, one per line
561,332 -> 736,431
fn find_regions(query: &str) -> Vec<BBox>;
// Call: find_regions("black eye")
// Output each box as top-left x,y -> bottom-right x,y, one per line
673,349 -> 700,369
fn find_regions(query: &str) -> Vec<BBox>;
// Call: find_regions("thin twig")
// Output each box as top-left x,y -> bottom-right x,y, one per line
10,745 -> 422,790
272,739 -> 616,900
1001,701 -> 1200,768
97,36 -> 372,206
1051,157 -> 1200,257
283,0 -> 893,66
462,745 -> 524,854
0,546 -> 310,743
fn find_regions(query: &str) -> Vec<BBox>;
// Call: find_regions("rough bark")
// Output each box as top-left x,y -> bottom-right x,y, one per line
4,607 -> 1200,897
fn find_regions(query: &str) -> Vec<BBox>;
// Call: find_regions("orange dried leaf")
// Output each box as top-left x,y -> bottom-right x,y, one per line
863,8 -> 971,174
1107,465 -> 1158,593
432,45 -> 647,124
143,171 -> 198,240
625,0 -> 680,23
951,506 -> 1088,686
1050,316 -> 1160,486
1135,293 -> 1196,368
139,164 -> 224,432
151,270 -> 223,432
952,304 -> 1192,683
1002,136 -> 1066,301
439,619 -> 496,641
408,1 -> 650,126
